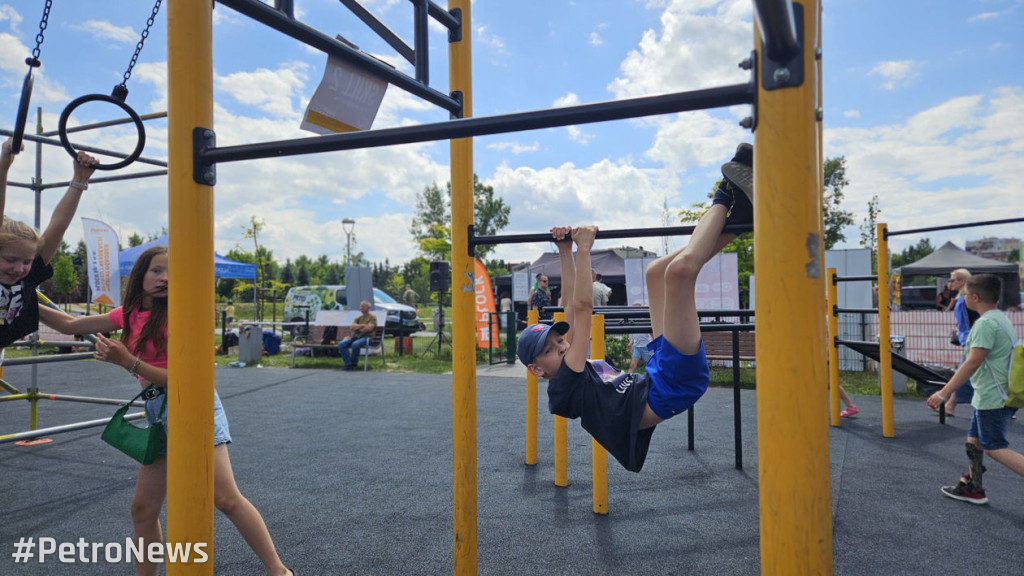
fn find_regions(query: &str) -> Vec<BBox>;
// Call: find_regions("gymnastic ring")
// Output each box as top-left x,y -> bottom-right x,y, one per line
11,69 -> 35,156
58,90 -> 146,171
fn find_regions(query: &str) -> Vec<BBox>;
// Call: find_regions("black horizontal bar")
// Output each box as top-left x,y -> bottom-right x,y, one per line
886,217 -> 1024,238
427,0 -> 460,30
542,307 -> 754,319
34,170 -> 168,190
543,323 -> 755,336
338,0 -> 414,65
472,218 -> 754,256
753,0 -> 800,62
0,128 -> 168,168
216,0 -> 460,114
834,307 -> 878,315
834,275 -> 876,283
200,83 -> 753,167
39,111 -> 167,137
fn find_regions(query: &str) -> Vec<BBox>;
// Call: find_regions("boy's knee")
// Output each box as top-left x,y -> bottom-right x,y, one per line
664,251 -> 702,281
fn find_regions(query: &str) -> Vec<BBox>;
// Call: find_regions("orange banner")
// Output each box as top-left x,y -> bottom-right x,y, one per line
473,259 -> 500,349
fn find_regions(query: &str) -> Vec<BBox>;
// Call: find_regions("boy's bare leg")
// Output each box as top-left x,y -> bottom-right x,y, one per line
646,205 -> 732,343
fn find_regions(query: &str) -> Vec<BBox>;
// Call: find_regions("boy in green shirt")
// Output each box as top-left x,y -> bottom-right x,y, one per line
926,274 -> 1022,504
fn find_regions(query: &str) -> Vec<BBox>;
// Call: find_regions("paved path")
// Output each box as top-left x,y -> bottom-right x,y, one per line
2,360 -> 1022,575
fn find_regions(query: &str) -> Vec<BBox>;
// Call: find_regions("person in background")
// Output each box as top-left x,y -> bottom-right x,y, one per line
402,284 -> 419,311
593,272 -> 611,307
224,299 -> 235,325
945,268 -> 977,416
529,274 -> 552,319
936,282 -> 954,311
498,290 -> 513,331
627,301 -> 653,374
338,300 -> 377,371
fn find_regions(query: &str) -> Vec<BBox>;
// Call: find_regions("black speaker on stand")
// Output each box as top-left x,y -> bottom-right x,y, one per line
424,261 -> 451,356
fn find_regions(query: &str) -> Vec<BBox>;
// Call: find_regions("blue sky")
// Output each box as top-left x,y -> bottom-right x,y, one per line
0,0 -> 1021,268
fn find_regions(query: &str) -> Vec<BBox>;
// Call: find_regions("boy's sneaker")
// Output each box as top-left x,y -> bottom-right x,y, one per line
720,143 -> 753,227
940,476 -> 988,504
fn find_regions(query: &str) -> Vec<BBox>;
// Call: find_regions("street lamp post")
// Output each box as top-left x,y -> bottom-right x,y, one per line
342,218 -> 355,266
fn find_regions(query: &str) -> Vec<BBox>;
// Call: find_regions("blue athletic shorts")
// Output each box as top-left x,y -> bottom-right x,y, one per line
645,336 -> 710,420
145,388 -> 233,452
967,407 -> 1013,451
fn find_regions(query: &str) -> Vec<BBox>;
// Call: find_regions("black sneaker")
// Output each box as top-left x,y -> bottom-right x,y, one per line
940,478 -> 988,504
720,143 -> 753,226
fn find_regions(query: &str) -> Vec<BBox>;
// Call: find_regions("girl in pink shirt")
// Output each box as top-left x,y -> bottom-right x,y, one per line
41,246 -> 293,576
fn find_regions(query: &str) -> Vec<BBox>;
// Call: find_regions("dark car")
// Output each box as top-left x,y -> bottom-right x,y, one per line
900,285 -> 937,310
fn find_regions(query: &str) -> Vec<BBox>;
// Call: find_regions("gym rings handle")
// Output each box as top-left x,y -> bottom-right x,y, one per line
58,87 -> 146,171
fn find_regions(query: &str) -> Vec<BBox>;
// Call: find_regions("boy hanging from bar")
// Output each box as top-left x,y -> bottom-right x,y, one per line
518,143 -> 753,472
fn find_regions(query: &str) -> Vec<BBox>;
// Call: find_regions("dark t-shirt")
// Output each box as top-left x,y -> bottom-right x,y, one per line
547,359 -> 655,472
0,256 -> 53,348
530,289 -> 552,318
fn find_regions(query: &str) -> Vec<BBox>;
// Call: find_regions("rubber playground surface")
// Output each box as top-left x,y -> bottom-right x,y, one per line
1,359 -> 1022,575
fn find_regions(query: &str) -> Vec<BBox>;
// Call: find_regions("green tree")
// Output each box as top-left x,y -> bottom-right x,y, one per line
410,174 -> 511,260
859,194 -> 880,273
127,232 -> 145,247
891,238 -> 935,270
279,259 -> 295,285
51,253 -> 77,309
297,263 -> 310,286
823,156 -> 855,249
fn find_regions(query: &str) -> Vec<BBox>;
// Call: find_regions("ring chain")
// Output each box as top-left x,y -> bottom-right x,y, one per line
29,0 -> 53,65
120,0 -> 163,88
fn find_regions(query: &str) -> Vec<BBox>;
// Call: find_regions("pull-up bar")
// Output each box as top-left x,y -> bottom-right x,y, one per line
195,82 -> 753,181
884,217 -> 1024,238
468,222 -> 754,256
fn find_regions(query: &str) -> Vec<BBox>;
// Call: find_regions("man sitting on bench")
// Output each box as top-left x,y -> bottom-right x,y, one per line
338,300 -> 377,371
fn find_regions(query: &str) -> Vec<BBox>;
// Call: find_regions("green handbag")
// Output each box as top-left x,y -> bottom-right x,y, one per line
101,385 -> 167,465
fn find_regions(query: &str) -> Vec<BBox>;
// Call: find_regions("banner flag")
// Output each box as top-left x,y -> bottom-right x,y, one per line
81,218 -> 121,306
473,259 -> 500,349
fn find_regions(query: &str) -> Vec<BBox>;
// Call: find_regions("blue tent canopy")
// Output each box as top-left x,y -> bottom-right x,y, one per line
118,235 -> 257,279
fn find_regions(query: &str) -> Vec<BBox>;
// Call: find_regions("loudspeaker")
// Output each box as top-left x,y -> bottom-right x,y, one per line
429,261 -> 450,292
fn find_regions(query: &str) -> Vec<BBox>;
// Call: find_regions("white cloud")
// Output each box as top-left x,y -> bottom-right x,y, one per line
967,12 -> 999,23
843,109 -> 861,118
869,60 -> 915,91
0,5 -> 21,30
74,20 -> 138,44
475,25 -> 507,54
608,0 -> 750,99
589,32 -> 604,46
487,140 -> 540,154
824,88 -> 1024,251
216,62 -> 311,119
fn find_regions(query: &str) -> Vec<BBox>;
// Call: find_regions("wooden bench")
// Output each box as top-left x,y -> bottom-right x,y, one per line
701,330 -> 755,362
289,311 -> 387,370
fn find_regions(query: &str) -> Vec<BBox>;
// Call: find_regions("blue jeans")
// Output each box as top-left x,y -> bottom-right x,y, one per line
338,336 -> 368,367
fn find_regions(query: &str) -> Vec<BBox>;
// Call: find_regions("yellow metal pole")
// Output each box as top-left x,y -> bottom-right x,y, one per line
877,223 -> 894,437
589,315 -> 608,515
827,268 -> 841,426
167,2 -> 215,574
552,310 -> 568,487
448,1 -> 477,574
753,1 -> 832,574
525,308 -> 539,465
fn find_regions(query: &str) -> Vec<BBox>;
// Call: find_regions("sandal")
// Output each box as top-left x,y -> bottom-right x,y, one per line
840,406 -> 859,418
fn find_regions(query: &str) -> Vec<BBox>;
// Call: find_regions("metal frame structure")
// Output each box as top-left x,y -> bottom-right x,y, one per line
168,1 -> 826,574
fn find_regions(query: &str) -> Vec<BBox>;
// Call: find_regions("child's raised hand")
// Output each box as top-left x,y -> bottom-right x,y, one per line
550,226 -> 572,242
72,151 -> 99,185
1,137 -> 21,172
571,225 -> 598,250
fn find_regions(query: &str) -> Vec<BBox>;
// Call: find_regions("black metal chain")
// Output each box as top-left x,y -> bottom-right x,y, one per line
120,0 -> 163,88
27,0 -> 53,66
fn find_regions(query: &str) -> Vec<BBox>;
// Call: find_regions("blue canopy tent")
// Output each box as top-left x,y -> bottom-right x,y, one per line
118,235 -> 256,279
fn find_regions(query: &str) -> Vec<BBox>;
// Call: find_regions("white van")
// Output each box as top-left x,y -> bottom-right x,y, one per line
283,285 -> 422,335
